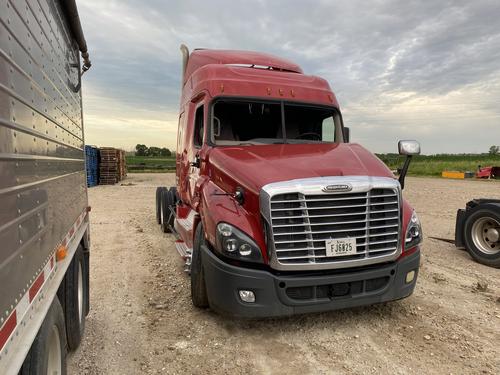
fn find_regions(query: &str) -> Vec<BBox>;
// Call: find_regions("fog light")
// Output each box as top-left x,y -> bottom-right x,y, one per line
406,270 -> 416,284
238,290 -> 255,303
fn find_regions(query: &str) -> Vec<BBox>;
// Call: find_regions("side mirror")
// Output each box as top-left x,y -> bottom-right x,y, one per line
343,127 -> 350,143
397,140 -> 420,190
398,140 -> 421,156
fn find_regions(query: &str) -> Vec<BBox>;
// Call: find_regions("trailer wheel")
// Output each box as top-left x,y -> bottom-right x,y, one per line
464,207 -> 500,268
60,244 -> 87,351
20,297 -> 67,375
191,224 -> 209,308
161,189 -> 175,233
156,187 -> 167,224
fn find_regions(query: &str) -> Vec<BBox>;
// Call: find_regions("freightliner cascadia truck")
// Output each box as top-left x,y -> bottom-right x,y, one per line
156,45 -> 422,318
0,0 -> 91,373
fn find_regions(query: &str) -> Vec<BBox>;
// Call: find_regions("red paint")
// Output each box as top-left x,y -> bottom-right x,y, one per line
174,48 -> 416,267
0,312 -> 16,351
29,272 -> 45,302
208,143 -> 394,195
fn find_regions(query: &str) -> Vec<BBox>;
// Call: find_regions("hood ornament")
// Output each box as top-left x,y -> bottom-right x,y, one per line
322,184 -> 352,193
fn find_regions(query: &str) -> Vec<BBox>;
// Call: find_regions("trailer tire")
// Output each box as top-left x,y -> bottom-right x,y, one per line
161,189 -> 175,233
191,224 -> 209,308
464,206 -> 500,268
156,187 -> 167,224
62,245 -> 87,351
20,297 -> 67,375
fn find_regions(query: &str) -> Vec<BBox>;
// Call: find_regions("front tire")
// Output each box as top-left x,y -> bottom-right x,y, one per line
21,298 -> 67,375
464,206 -> 500,268
191,224 -> 209,308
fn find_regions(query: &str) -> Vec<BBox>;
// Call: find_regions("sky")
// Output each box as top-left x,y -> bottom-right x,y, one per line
77,0 -> 500,155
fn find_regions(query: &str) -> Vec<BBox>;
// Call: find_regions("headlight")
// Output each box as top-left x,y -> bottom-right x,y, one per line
405,210 -> 423,250
216,223 -> 263,263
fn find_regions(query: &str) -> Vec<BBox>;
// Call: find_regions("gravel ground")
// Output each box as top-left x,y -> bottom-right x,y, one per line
68,174 -> 500,375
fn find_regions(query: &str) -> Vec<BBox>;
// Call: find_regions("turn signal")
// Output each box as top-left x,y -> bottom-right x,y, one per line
56,245 -> 68,261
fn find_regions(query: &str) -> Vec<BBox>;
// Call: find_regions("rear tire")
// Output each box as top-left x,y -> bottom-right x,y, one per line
21,298 -> 67,375
464,206 -> 500,268
156,187 -> 167,224
62,245 -> 87,351
161,189 -> 175,233
191,224 -> 209,308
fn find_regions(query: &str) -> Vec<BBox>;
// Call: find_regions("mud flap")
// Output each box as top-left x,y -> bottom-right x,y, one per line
455,209 -> 466,248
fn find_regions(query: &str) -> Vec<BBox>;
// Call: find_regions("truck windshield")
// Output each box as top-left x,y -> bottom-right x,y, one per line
211,100 -> 344,145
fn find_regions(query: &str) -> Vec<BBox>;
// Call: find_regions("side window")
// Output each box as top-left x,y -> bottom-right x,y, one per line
321,116 -> 336,142
193,105 -> 204,147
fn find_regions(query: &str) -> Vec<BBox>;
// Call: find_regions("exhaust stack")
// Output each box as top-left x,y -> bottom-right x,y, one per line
180,44 -> 189,86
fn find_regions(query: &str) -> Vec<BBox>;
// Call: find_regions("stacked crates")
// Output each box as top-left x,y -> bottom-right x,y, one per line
85,145 -> 99,187
99,148 -> 120,185
99,148 -> 127,185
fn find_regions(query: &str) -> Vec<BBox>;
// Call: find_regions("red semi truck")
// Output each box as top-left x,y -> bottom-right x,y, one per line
156,46 -> 422,317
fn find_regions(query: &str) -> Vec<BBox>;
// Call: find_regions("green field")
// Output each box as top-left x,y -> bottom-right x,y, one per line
377,154 -> 500,177
126,155 -> 176,172
126,154 -> 500,176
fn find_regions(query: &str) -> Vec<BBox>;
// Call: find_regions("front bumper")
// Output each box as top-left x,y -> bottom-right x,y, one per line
201,245 -> 420,318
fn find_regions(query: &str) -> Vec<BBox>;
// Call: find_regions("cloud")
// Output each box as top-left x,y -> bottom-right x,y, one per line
77,0 -> 500,153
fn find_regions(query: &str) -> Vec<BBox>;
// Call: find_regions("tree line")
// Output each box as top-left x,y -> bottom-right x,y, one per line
135,144 -> 172,157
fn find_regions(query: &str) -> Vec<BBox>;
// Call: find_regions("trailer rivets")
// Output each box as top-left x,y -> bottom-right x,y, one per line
290,89 -> 295,97
220,84 -> 224,93
278,89 -> 284,96
267,87 -> 272,95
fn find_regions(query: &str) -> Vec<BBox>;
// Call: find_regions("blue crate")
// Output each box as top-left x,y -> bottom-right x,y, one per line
85,145 -> 101,187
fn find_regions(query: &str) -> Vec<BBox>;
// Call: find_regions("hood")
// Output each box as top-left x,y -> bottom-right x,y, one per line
208,143 -> 395,194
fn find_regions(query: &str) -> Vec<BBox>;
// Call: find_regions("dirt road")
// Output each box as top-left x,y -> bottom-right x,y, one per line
68,174 -> 500,375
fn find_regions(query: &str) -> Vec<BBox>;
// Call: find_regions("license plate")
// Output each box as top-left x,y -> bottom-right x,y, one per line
325,238 -> 357,257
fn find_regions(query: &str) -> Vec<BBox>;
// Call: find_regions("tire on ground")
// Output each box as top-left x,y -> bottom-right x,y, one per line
156,187 -> 167,224
161,189 -> 173,233
61,244 -> 87,351
463,206 -> 500,268
20,297 -> 67,375
191,223 -> 209,308
166,188 -> 176,228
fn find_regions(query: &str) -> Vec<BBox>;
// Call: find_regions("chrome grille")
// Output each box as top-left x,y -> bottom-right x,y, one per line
261,177 -> 402,270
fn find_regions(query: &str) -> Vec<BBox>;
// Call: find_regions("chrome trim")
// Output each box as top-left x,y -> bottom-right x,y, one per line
260,176 -> 402,271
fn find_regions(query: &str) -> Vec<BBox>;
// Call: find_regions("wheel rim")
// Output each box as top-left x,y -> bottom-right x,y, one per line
471,216 -> 500,255
78,262 -> 84,324
47,325 -> 62,375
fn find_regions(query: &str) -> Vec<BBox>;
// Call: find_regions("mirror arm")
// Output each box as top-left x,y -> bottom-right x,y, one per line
398,155 -> 413,190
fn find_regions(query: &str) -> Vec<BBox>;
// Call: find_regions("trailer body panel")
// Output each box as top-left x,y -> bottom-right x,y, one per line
0,0 -> 88,371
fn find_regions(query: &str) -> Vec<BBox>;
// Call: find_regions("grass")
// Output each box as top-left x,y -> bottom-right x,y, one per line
126,155 -> 176,172
125,154 -> 500,177
376,154 -> 500,177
